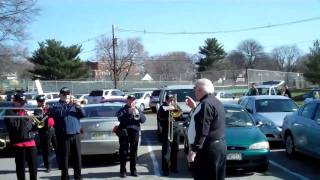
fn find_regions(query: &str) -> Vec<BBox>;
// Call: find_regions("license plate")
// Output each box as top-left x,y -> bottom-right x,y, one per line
227,153 -> 242,160
91,132 -> 109,140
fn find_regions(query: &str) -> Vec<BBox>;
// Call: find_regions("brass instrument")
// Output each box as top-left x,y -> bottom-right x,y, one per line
133,108 -> 140,120
30,114 -> 47,129
168,94 -> 183,142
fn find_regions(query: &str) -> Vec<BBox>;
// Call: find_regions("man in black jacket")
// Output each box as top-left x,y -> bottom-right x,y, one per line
186,78 -> 227,180
116,95 -> 146,178
49,87 -> 85,180
157,94 -> 179,176
4,93 -> 38,180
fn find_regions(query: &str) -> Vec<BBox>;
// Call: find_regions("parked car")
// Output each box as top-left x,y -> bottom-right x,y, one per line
302,88 -> 320,104
74,94 -> 89,104
149,89 -> 161,113
80,102 -> 125,155
87,89 -> 126,104
27,92 -> 60,106
239,95 -> 298,142
215,91 -> 238,104
157,85 -> 195,139
131,91 -> 152,111
0,101 -> 13,151
282,100 -> 320,159
184,103 -> 270,172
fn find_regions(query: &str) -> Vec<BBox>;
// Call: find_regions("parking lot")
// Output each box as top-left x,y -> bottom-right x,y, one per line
0,112 -> 319,180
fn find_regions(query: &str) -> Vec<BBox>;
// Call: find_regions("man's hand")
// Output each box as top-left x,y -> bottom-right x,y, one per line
185,96 -> 196,109
187,151 -> 196,163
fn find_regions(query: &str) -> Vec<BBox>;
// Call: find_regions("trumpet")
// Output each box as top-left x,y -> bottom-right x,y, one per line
30,114 -> 47,129
168,94 -> 183,142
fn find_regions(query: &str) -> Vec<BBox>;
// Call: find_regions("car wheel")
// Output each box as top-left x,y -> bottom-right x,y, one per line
140,104 -> 145,112
285,133 -> 296,158
151,107 -> 157,113
256,163 -> 269,172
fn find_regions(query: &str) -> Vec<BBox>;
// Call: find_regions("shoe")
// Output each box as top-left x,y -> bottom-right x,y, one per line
120,172 -> 126,178
131,171 -> 138,177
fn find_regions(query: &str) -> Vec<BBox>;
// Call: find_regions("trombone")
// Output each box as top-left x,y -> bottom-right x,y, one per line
167,94 -> 183,142
0,107 -> 46,129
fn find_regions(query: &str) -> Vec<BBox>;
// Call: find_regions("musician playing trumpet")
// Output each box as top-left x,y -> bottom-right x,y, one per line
116,95 -> 146,178
157,94 -> 180,176
4,93 -> 38,180
34,95 -> 56,173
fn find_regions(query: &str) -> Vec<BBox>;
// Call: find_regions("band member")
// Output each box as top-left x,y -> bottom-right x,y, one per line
186,78 -> 227,180
50,87 -> 85,180
34,95 -> 56,172
116,95 -> 146,178
249,83 -> 259,96
157,94 -> 179,176
4,93 -> 38,180
282,84 -> 292,98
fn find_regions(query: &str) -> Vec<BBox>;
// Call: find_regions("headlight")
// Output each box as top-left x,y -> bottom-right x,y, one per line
249,141 -> 269,150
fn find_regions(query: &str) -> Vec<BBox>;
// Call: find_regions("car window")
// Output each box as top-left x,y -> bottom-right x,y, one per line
145,94 -> 150,99
53,94 -> 59,98
271,88 -> 276,95
245,98 -> 253,112
221,92 -> 234,98
165,89 -> 195,102
89,90 -> 103,96
133,92 -> 144,99
84,105 -> 122,118
151,90 -> 160,96
105,91 -> 110,96
301,103 -> 317,119
313,105 -> 320,123
45,94 -> 51,99
225,106 -> 254,127
240,97 -> 248,107
256,99 -> 298,113
257,88 -> 269,95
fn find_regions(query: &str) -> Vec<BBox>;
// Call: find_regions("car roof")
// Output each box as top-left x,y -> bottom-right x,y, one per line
247,95 -> 290,100
162,85 -> 194,90
83,102 -> 125,107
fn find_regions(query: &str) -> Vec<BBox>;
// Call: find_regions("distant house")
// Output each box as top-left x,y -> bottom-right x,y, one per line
0,72 -> 17,80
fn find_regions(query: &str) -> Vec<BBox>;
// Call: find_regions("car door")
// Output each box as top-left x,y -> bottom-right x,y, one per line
144,93 -> 151,109
309,105 -> 320,157
291,103 -> 317,151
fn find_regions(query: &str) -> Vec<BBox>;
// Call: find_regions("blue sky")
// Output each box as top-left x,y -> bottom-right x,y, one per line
27,0 -> 320,60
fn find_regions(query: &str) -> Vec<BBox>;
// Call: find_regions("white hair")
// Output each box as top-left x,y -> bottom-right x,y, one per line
195,78 -> 214,94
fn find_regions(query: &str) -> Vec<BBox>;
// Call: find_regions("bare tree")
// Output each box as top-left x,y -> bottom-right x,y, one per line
237,39 -> 264,69
0,0 -> 39,44
95,37 -> 145,81
144,52 -> 194,81
271,45 -> 301,72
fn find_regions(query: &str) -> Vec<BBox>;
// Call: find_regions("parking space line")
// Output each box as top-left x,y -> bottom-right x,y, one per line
147,140 -> 161,176
270,160 -> 309,180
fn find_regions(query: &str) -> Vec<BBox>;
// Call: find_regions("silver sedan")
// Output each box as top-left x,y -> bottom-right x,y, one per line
80,102 -> 124,155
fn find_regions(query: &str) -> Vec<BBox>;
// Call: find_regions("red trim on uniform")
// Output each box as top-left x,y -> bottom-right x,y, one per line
48,117 -> 55,127
13,140 -> 36,147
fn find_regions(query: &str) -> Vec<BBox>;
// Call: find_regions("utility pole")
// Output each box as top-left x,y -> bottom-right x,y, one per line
112,25 -> 117,89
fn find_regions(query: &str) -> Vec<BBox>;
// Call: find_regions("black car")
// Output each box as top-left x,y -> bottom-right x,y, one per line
149,89 -> 161,113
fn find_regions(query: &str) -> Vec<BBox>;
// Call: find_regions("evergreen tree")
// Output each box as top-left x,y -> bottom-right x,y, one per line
197,38 -> 226,72
28,39 -> 89,80
304,40 -> 320,84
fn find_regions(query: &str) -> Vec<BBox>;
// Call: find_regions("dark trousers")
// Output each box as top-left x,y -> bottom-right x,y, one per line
39,127 -> 57,169
161,127 -> 179,173
57,134 -> 82,180
14,146 -> 37,180
192,139 -> 227,180
119,129 -> 139,173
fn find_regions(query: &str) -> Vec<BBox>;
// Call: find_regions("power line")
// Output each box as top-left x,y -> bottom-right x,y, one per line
75,31 -> 112,45
117,16 -> 320,35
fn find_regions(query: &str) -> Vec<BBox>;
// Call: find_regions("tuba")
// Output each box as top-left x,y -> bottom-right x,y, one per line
168,94 -> 183,142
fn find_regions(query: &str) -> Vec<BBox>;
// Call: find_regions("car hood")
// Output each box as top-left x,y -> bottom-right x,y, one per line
255,112 -> 294,127
225,127 -> 267,146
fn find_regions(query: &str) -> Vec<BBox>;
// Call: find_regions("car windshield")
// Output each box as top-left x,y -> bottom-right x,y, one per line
221,93 -> 234,98
225,106 -> 254,127
133,92 -> 144,99
255,99 -> 298,113
74,94 -> 83,99
166,89 -> 195,102
84,105 -> 122,118
89,90 -> 103,96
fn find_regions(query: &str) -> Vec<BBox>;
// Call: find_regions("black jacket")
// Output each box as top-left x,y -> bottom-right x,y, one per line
157,102 -> 170,132
117,104 -> 146,132
4,108 -> 37,144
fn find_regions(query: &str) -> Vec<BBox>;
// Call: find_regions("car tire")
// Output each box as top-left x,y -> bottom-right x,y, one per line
151,107 -> 157,113
256,163 -> 269,172
285,133 -> 296,158
140,104 -> 145,112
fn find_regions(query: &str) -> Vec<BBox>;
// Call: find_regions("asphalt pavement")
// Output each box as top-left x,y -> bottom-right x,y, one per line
0,112 -> 319,180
